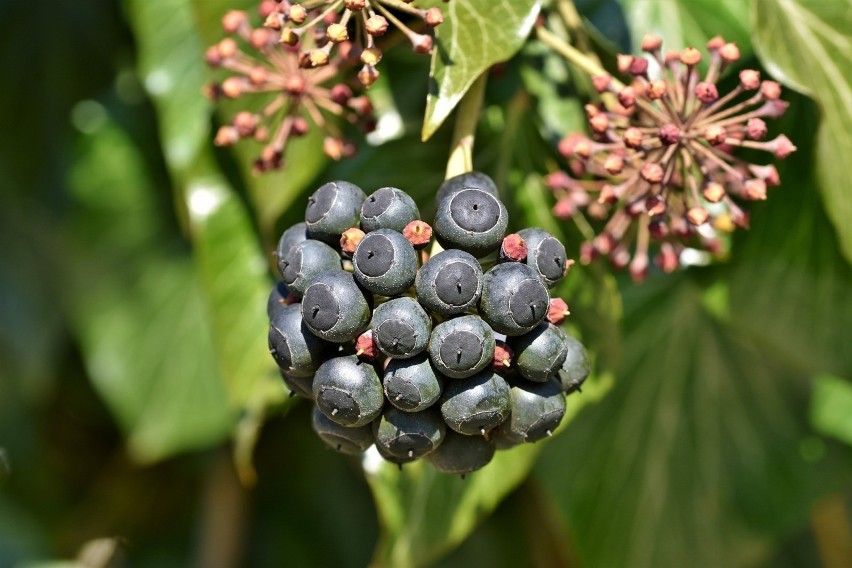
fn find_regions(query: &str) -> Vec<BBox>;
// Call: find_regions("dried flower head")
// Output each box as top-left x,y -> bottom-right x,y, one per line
261,0 -> 443,88
548,35 -> 795,281
206,7 -> 376,173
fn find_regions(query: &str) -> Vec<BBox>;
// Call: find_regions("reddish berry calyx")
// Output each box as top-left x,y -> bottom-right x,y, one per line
403,220 -> 433,249
499,233 -> 528,263
546,298 -> 570,325
340,227 -> 366,255
355,331 -> 378,361
492,341 -> 514,371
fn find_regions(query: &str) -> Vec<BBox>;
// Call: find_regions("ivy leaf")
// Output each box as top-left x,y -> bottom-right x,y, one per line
536,275 -> 823,567
811,375 -> 852,446
421,0 -> 543,141
752,0 -> 852,263
619,0 -> 752,54
67,122 -> 231,462
128,0 -> 283,414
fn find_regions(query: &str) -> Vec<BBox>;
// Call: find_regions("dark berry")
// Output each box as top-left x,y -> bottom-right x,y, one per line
500,378 -> 565,443
508,323 -> 569,382
360,187 -> 420,232
415,249 -> 482,316
371,297 -> 431,359
311,405 -> 374,455
301,270 -> 372,342
434,189 -> 508,257
383,353 -> 444,412
439,369 -> 511,435
275,222 -> 308,276
305,181 -> 366,244
557,334 -> 591,394
268,303 -> 334,376
436,171 -> 499,204
280,369 -> 314,399
279,239 -> 341,297
425,430 -> 496,475
267,281 -> 292,320
479,263 -> 549,336
312,354 -> 384,427
373,407 -> 446,463
352,229 -> 418,296
518,228 -> 569,288
428,315 -> 495,379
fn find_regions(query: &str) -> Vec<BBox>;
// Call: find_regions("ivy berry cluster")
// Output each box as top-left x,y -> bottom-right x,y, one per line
267,173 -> 590,475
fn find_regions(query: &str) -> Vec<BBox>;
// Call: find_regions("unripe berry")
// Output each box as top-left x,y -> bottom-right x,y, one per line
439,370 -> 511,435
313,355 -> 383,427
269,304 -> 334,377
302,270 -> 372,342
428,316 -> 495,379
425,430 -> 496,475
557,334 -> 591,394
370,297 -> 432,359
360,187 -> 420,232
498,378 -> 566,443
509,323 -> 570,382
434,188 -> 509,257
384,353 -> 444,412
415,249 -> 483,315
479,263 -> 549,336
518,228 -> 570,289
311,405 -> 374,454
373,407 -> 446,463
305,181 -> 367,244
279,239 -> 341,297
352,229 -> 418,296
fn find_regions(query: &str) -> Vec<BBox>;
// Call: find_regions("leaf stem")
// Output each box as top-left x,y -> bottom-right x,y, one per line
535,26 -> 623,90
445,72 -> 487,180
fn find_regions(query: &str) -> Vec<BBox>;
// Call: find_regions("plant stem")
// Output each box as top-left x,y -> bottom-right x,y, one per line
536,26 -> 623,90
445,72 -> 487,180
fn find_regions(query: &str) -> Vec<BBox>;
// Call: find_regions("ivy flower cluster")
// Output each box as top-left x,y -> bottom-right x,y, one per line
547,34 -> 796,281
259,0 -> 444,87
205,6 -> 376,173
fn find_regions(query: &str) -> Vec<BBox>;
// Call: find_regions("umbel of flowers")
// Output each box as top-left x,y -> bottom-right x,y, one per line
205,1 -> 443,174
547,34 -> 796,281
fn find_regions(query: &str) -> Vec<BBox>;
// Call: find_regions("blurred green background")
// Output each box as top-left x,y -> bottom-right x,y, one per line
1,0 -> 851,566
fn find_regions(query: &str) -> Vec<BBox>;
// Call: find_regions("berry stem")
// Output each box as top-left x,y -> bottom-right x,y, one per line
445,72 -> 487,179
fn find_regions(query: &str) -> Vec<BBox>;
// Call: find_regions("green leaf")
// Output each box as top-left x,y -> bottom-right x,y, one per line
536,275 -> 824,568
752,0 -> 852,263
421,0 -> 543,141
128,0 -> 285,417
620,0 -> 752,54
811,375 -> 852,446
67,121 -> 232,462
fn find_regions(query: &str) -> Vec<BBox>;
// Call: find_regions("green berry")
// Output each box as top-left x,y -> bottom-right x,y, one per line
301,270 -> 372,342
373,407 -> 446,463
305,181 -> 366,244
352,229 -> 418,296
428,315 -> 495,379
311,405 -> 374,455
360,187 -> 420,232
384,353 -> 444,412
269,303 -> 334,376
518,228 -> 569,289
439,370 -> 511,435
434,188 -> 508,257
313,354 -> 384,427
479,263 -> 549,336
425,430 -> 496,475
371,297 -> 432,359
280,239 -> 341,298
509,323 -> 569,382
501,378 -> 566,443
415,249 -> 483,316
557,334 -> 591,394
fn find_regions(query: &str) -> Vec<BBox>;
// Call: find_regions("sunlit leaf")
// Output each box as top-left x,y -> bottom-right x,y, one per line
752,0 -> 852,263
620,0 -> 752,54
421,0 -> 543,141
811,375 -> 852,446
128,0 -> 285,421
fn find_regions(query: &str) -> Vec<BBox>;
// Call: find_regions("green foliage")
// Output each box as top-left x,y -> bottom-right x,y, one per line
2,0 -> 851,566
811,375 -> 852,446
752,0 -> 852,263
421,0 -> 543,140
